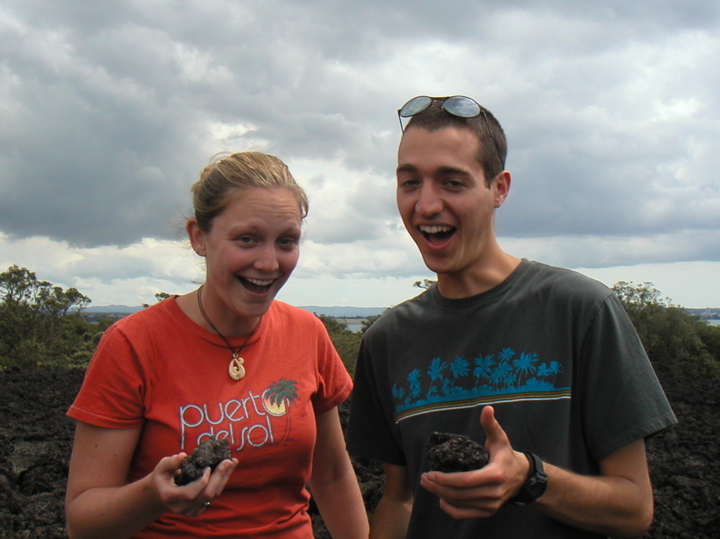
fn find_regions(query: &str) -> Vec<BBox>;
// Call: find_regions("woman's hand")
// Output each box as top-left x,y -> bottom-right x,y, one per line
66,423 -> 239,538
151,453 -> 239,516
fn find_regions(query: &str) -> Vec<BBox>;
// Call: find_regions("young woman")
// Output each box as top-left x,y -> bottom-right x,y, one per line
66,152 -> 368,538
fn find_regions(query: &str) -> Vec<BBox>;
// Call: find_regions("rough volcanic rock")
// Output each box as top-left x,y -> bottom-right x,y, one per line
0,366 -> 719,538
174,437 -> 231,486
426,432 -> 490,473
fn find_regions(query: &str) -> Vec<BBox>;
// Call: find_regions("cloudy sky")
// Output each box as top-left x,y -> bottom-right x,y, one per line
1,0 -> 719,309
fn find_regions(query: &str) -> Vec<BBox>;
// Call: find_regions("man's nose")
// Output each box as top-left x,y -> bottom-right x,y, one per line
415,183 -> 443,216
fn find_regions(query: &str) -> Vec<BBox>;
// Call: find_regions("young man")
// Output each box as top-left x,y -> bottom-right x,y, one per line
347,95 -> 677,538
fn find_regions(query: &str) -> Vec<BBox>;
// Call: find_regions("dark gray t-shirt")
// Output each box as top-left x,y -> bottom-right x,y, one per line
348,259 -> 676,538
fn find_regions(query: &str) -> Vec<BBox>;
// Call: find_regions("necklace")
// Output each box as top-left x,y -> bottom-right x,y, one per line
196,286 -> 261,381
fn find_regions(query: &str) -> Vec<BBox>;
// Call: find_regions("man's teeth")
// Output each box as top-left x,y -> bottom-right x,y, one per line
419,225 -> 453,234
245,277 -> 273,287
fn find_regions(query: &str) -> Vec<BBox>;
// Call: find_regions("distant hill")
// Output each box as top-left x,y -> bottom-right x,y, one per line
86,305 -> 718,318
85,304 -> 385,317
298,306 -> 385,317
85,305 -> 143,314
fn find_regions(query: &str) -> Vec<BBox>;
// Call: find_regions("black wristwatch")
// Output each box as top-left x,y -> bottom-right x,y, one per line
509,452 -> 548,506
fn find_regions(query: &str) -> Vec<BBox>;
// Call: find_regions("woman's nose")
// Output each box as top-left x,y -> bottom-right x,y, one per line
254,244 -> 280,272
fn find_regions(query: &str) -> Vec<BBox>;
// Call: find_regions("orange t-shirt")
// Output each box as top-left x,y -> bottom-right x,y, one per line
68,297 -> 352,538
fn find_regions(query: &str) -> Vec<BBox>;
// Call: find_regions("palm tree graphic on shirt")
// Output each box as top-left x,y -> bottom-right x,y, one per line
262,378 -> 299,445
393,346 -> 569,415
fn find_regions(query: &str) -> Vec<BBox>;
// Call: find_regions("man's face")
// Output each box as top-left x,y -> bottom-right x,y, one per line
396,126 -> 508,287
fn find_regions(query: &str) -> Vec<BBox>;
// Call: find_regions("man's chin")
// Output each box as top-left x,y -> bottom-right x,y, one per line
420,256 -> 452,275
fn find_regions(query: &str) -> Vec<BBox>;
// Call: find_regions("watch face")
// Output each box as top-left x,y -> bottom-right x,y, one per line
529,480 -> 547,498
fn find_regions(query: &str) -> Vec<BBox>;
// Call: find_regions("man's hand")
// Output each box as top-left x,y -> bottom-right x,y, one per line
419,406 -> 530,519
420,406 -> 654,537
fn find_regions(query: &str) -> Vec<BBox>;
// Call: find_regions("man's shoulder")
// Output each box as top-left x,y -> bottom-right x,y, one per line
363,290 -> 433,337
523,260 -> 614,299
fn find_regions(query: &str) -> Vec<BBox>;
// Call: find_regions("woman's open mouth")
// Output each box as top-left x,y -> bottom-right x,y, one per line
238,276 -> 274,293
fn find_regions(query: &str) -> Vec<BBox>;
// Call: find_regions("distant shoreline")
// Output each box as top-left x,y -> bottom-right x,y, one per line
83,304 -> 385,317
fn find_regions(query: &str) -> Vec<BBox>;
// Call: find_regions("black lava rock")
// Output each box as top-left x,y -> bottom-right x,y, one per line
426,432 -> 490,473
174,437 -> 231,486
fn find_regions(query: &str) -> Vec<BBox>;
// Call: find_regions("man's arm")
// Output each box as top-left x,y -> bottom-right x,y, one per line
534,438 -> 652,537
420,406 -> 654,538
370,463 -> 414,539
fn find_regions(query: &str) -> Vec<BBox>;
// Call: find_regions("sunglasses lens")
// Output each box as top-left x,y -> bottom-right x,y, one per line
444,96 -> 481,118
399,96 -> 432,118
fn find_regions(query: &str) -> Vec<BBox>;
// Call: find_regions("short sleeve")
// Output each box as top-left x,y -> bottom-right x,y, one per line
67,323 -> 147,428
579,294 -> 677,461
347,337 -> 407,466
310,315 -> 353,414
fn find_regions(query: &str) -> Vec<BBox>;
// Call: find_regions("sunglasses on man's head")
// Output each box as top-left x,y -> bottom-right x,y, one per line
397,95 -> 505,169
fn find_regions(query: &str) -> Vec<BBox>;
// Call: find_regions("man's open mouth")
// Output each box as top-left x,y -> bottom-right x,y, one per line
238,276 -> 274,293
419,225 -> 455,244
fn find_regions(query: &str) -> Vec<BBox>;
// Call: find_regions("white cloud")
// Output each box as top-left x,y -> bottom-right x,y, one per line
0,0 -> 719,308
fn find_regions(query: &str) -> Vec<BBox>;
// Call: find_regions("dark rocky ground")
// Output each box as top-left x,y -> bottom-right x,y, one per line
0,365 -> 718,538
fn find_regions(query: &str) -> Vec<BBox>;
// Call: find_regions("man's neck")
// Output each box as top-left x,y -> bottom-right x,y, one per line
436,252 -> 521,299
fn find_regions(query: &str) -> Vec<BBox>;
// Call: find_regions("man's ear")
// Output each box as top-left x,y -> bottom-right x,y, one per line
187,219 -> 206,256
493,171 -> 511,208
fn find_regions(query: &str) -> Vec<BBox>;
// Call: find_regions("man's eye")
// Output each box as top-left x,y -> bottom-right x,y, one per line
443,179 -> 465,189
398,177 -> 419,187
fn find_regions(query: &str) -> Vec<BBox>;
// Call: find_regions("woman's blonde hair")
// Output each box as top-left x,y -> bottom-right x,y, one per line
191,151 -> 309,232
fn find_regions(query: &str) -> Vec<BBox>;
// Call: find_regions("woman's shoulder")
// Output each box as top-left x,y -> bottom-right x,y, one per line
268,300 -> 322,326
102,297 -> 179,337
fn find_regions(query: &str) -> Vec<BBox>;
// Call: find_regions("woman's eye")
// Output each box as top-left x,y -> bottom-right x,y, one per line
236,236 -> 255,245
278,237 -> 299,248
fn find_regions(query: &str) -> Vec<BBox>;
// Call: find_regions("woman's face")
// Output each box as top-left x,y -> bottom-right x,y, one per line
190,187 -> 302,331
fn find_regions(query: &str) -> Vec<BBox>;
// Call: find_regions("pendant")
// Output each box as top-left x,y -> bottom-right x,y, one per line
228,354 -> 245,381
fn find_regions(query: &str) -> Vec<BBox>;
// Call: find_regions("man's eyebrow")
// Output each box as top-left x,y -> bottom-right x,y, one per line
396,163 -> 417,175
396,164 -> 467,173
395,164 -> 472,178
436,165 -> 470,176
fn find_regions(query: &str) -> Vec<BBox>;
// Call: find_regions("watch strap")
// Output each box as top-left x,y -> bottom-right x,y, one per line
509,451 -> 547,506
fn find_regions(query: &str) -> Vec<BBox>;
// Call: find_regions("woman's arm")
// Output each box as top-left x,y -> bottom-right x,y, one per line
308,407 -> 369,539
65,421 -> 237,539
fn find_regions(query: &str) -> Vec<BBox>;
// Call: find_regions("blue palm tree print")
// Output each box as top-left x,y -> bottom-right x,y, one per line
448,355 -> 470,392
426,357 -> 447,398
393,346 -> 570,420
473,354 -> 495,388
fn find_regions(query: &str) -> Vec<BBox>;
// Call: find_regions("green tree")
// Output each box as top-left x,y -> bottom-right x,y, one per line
413,279 -> 436,290
361,313 -> 383,334
142,291 -> 173,308
697,322 -> 720,363
317,314 -> 363,374
0,265 -> 96,369
155,292 -> 172,302
612,281 -> 720,379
